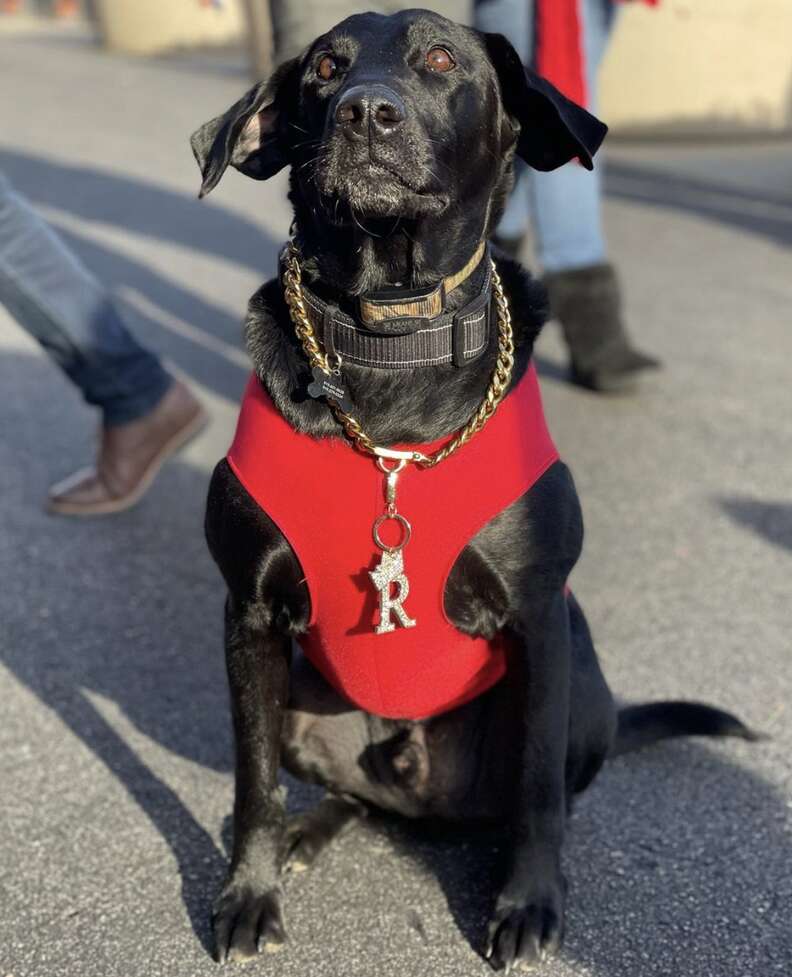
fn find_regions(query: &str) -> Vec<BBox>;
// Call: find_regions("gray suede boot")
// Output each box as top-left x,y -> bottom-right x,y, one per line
544,263 -> 661,393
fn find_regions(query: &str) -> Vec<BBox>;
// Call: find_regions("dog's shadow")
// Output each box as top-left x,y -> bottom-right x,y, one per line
364,737 -> 787,974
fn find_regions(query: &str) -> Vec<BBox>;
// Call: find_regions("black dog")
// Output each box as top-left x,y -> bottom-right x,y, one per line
192,10 -> 755,970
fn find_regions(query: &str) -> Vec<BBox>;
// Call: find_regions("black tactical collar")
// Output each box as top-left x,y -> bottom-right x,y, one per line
280,242 -> 492,370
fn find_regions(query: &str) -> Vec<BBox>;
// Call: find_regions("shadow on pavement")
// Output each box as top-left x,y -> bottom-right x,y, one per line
2,351 -> 232,950
0,148 -> 274,273
718,496 -> 792,553
4,650 -> 228,955
384,736 -> 788,975
606,161 -> 792,248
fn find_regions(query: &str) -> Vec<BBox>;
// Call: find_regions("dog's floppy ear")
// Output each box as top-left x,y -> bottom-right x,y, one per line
190,56 -> 301,198
482,32 -> 607,171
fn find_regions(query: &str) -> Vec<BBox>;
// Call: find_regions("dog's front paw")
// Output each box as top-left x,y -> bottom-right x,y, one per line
212,880 -> 286,964
485,879 -> 565,973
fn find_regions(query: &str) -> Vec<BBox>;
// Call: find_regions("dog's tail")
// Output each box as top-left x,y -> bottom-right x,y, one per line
610,701 -> 764,758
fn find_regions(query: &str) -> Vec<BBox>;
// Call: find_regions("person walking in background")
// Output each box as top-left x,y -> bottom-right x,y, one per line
475,0 -> 660,392
0,170 -> 206,516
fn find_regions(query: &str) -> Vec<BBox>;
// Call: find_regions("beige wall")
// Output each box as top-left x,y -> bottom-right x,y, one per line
95,0 -> 245,55
601,0 -> 792,135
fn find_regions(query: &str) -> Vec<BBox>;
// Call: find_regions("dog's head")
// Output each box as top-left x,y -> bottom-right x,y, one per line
192,9 -> 605,228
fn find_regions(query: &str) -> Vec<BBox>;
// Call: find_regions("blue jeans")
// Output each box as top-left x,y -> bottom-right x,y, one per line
0,170 -> 171,426
475,0 -> 617,272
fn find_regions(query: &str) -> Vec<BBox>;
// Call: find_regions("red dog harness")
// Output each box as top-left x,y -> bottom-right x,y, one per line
227,364 -> 559,720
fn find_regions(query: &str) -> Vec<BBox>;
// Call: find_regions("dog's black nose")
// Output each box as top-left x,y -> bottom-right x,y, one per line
334,85 -> 406,140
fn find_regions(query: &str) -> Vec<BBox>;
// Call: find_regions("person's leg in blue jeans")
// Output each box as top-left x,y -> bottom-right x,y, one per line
475,0 -> 660,391
527,0 -> 611,273
0,171 -> 206,515
475,0 -> 533,245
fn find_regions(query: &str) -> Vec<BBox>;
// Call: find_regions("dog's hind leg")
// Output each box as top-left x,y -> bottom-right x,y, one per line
281,651 -> 436,819
283,794 -> 367,873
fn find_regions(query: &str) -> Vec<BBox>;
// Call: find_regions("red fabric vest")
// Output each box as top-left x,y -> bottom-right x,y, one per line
227,364 -> 559,720
536,0 -> 659,109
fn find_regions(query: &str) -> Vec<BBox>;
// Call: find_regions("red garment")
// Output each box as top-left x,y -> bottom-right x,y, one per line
227,364 -> 559,720
536,0 -> 659,108
536,0 -> 588,107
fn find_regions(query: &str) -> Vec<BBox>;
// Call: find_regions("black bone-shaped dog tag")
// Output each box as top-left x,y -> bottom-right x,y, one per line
307,366 -> 354,413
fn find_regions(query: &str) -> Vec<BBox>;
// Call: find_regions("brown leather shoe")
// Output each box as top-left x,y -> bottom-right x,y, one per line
48,380 -> 207,516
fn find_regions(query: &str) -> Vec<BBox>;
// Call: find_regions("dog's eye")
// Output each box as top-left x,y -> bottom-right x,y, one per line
316,55 -> 338,81
425,47 -> 455,73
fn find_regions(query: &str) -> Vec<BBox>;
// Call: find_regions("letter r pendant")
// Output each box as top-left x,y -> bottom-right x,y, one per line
369,458 -> 417,635
369,548 -> 416,635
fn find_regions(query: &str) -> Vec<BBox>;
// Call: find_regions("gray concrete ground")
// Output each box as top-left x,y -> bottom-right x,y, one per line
1,22 -> 791,977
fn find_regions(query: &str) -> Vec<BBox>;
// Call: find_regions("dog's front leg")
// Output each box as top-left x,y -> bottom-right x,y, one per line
213,597 -> 291,963
487,590 -> 571,973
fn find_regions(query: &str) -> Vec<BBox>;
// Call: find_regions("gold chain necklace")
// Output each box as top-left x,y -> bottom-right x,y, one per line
281,239 -> 516,635
282,241 -> 515,467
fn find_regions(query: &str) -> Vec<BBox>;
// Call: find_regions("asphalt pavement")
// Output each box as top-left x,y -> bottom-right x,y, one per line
1,21 -> 791,977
